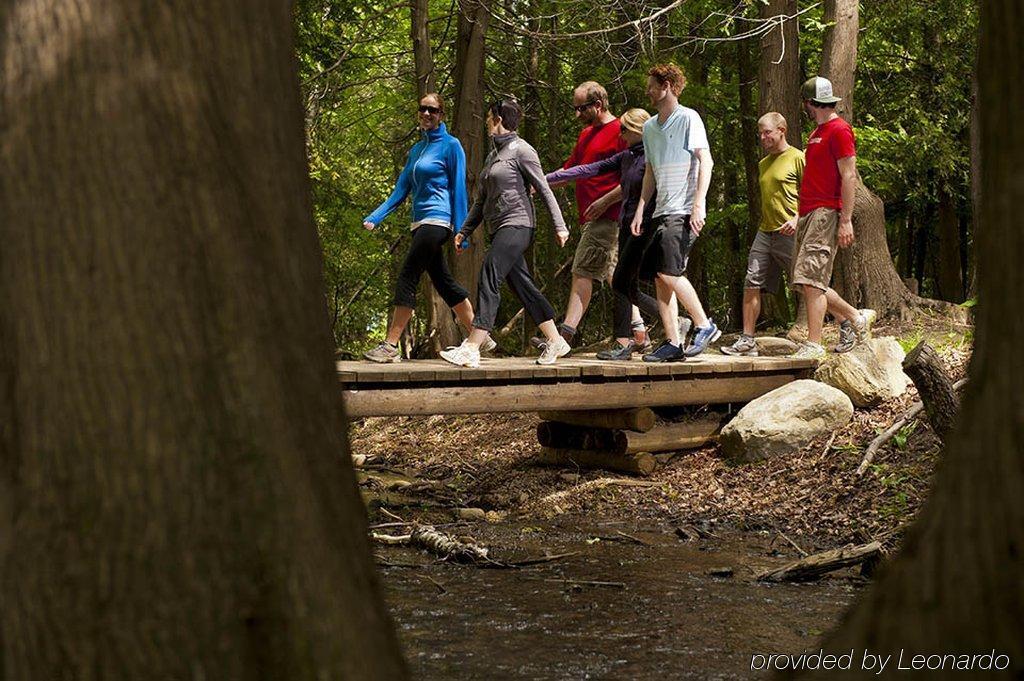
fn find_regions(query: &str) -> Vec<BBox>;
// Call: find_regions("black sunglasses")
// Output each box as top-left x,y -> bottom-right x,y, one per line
418,105 -> 443,114
573,100 -> 598,113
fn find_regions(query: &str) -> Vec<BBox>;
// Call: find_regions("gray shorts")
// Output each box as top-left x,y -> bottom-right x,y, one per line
572,217 -> 618,280
744,230 -> 795,293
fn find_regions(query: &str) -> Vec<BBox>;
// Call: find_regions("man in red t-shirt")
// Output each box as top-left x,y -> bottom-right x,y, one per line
536,80 -> 627,349
789,77 -> 876,361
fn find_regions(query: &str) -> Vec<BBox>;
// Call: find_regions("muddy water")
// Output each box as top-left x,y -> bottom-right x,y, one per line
379,519 -> 860,679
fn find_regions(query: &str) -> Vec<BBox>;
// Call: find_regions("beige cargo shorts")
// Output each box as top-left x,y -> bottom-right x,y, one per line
571,217 -> 618,281
791,207 -> 839,292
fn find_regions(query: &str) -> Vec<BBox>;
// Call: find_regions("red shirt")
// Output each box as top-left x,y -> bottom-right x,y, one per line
798,116 -> 856,215
564,118 -> 627,224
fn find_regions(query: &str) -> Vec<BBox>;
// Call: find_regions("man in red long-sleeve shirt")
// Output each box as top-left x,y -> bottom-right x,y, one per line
535,81 -> 626,350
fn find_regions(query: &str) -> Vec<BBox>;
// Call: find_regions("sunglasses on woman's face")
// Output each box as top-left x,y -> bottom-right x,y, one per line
418,105 -> 442,114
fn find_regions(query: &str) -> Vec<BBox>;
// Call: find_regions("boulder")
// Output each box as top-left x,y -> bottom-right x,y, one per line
719,379 -> 853,463
814,337 -> 910,407
756,336 -> 799,357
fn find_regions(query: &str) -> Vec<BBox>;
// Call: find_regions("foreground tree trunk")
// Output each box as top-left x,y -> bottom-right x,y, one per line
411,0 -> 462,351
0,2 -> 407,678
798,4 -> 1023,674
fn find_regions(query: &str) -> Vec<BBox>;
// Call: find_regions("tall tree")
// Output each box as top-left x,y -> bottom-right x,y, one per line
758,0 -> 803,148
451,0 -> 491,299
800,2 -> 1023,670
820,0 -> 964,321
0,1 -> 406,677
411,0 -> 462,350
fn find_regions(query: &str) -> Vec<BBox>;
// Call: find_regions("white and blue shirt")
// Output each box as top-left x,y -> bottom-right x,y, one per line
642,105 -> 709,217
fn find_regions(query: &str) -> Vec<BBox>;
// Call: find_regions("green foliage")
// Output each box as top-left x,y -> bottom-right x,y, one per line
297,0 -> 978,352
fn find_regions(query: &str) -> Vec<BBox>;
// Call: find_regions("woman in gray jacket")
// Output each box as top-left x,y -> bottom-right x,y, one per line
441,100 -> 571,367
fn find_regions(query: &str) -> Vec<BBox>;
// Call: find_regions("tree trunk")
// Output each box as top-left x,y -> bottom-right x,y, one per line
820,0 -> 965,322
758,0 -> 803,148
0,1 -> 406,678
902,342 -> 960,442
820,0 -> 858,124
936,187 -> 964,302
796,4 -> 1023,673
451,0 -> 491,300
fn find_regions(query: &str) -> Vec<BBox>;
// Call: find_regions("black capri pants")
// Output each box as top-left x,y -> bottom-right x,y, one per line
473,226 -> 556,332
393,224 -> 469,309
611,224 -> 661,338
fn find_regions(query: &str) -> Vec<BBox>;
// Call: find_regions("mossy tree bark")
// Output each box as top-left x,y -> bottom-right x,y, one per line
0,1 -> 407,678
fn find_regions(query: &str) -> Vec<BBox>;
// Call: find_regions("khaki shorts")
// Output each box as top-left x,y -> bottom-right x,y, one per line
791,208 -> 838,292
572,217 -> 618,280
745,230 -> 795,293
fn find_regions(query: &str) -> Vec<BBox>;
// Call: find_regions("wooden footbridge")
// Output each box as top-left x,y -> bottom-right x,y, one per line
338,354 -> 816,418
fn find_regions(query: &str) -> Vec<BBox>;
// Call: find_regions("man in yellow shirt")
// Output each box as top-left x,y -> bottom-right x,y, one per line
722,112 -> 804,356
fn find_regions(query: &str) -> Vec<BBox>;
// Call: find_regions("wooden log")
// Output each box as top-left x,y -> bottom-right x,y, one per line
536,421 -> 621,450
620,416 -> 724,454
344,373 -> 799,417
537,447 -> 657,476
902,341 -> 959,441
536,407 -> 656,432
538,415 -> 723,454
756,542 -> 882,582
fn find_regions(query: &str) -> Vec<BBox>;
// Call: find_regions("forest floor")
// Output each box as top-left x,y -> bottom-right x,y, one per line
352,311 -> 971,679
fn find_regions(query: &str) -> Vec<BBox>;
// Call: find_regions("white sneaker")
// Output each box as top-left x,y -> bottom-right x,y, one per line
536,336 -> 571,365
440,340 -> 481,368
791,341 -> 826,361
480,335 -> 497,354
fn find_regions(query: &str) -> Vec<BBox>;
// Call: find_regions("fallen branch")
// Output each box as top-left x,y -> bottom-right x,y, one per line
541,578 -> 625,589
856,378 -> 968,476
410,525 -> 490,564
756,542 -> 882,582
534,477 -> 660,508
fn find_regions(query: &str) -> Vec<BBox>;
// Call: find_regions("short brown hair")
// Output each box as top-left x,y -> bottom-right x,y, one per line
574,81 -> 609,109
648,63 -> 687,96
421,92 -> 445,112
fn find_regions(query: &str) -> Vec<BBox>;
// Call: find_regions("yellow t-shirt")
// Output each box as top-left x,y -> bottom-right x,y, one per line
758,146 -> 805,232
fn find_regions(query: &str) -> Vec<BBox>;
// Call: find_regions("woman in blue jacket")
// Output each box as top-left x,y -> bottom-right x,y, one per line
362,93 -> 484,362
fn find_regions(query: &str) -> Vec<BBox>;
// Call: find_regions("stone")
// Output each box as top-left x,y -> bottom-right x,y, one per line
756,336 -> 799,356
814,337 -> 910,407
719,379 -> 854,463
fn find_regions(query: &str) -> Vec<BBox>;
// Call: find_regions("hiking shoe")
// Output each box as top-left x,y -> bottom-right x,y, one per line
720,334 -> 759,357
643,340 -> 686,363
677,316 -> 693,347
597,342 -> 636,361
791,341 -> 826,361
683,320 -> 721,357
536,336 -> 571,365
529,323 -> 574,350
364,341 -> 401,363
834,309 -> 877,353
480,335 -> 498,354
440,340 -> 480,368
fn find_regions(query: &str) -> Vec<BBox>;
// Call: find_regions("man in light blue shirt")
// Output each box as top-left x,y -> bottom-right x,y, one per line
631,63 -> 720,361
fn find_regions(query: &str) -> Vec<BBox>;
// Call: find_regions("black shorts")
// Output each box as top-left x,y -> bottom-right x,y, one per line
649,213 -> 694,277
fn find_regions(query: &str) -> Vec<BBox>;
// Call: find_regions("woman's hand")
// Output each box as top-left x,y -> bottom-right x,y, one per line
363,221 -> 375,231
556,232 -> 569,248
454,232 -> 467,252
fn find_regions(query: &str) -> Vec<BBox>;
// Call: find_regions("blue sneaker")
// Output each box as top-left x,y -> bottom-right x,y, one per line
642,340 -> 686,363
684,320 -> 721,357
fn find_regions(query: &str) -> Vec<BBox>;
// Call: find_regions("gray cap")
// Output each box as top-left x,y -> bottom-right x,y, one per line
801,76 -> 842,104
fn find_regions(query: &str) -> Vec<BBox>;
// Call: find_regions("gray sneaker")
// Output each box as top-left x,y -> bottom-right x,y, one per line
834,309 -> 877,353
364,341 -> 401,363
677,317 -> 693,347
791,341 -> 826,361
720,334 -> 759,357
537,336 -> 571,365
480,335 -> 498,354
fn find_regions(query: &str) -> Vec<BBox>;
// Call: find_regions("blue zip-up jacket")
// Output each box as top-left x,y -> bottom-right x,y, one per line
364,122 -> 469,232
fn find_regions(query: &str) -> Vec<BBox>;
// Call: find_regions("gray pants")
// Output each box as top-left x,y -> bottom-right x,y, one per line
744,230 -> 795,293
474,226 -> 556,331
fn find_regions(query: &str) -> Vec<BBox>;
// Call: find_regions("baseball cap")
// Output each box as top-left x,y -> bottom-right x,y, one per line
801,76 -> 842,104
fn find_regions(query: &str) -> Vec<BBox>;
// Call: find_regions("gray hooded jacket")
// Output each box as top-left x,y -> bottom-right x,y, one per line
461,133 -> 568,238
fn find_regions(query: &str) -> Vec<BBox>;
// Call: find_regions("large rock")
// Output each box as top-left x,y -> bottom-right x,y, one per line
720,379 -> 853,463
814,337 -> 910,407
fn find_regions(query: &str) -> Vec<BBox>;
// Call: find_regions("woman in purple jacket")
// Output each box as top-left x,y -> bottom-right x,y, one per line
546,108 -> 686,360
